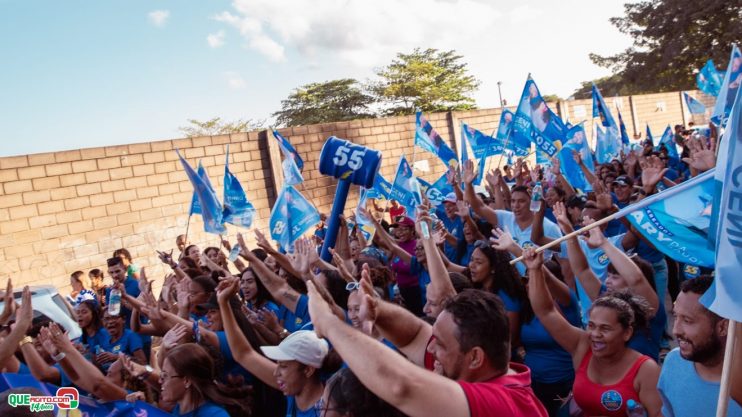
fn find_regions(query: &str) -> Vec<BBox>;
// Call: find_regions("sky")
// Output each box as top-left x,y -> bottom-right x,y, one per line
0,0 -> 634,157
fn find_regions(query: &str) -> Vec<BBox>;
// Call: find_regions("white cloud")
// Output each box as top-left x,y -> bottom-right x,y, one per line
213,0 -> 501,66
148,10 -> 170,27
207,30 -> 226,48
224,71 -> 247,89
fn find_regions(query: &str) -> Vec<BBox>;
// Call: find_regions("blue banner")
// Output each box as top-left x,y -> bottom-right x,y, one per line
496,109 -> 530,157
592,84 -> 617,128
595,124 -> 620,164
270,186 -> 320,252
512,76 -> 564,157
684,92 -> 707,115
223,145 -> 256,228
355,187 -> 376,242
365,173 -> 392,201
560,123 -> 594,192
702,83 -> 742,321
711,44 -> 742,127
418,172 -> 454,206
177,150 -> 226,234
617,110 -> 631,146
657,125 -> 679,159
273,130 -> 304,171
415,112 -> 459,167
646,124 -> 654,145
282,157 -> 304,186
390,155 -> 422,218
622,169 -> 715,268
697,59 -> 723,97
189,161 -> 209,216
462,122 -> 504,159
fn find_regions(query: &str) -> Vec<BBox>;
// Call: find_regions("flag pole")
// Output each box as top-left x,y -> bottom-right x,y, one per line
182,214 -> 192,256
716,320 -> 738,417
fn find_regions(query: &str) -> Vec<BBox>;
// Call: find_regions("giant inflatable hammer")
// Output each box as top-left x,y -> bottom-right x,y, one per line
318,136 -> 382,261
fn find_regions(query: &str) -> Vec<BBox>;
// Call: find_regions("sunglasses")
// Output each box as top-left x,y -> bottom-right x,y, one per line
473,240 -> 490,250
345,282 -> 360,292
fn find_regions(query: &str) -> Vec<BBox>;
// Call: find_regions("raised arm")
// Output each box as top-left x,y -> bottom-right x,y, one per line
554,202 -> 602,301
462,159 -> 499,228
586,223 -> 659,313
356,273 -> 432,366
0,287 -> 33,365
307,281 -> 469,417
523,248 -> 586,358
45,323 -> 127,401
417,214 -> 456,301
254,229 -> 303,279
238,233 -> 302,313
216,278 -> 279,390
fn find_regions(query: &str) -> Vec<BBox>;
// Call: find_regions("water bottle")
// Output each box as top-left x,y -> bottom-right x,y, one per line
530,182 -> 543,212
108,288 -> 121,315
228,244 -> 241,262
626,399 -> 647,417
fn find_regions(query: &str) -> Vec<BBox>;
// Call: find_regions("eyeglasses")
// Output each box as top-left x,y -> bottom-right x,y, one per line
345,282 -> 360,292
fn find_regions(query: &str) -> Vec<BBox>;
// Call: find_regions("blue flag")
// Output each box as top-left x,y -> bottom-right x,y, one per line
390,155 -> 422,218
223,146 -> 256,228
697,59 -> 723,97
177,150 -> 226,234
496,109 -> 530,157
415,112 -> 459,167
560,123 -> 594,192
273,130 -> 304,185
272,130 -> 304,170
646,124 -> 654,145
270,186 -> 320,252
512,76 -> 564,157
617,110 -> 631,146
711,44 -> 742,127
702,84 -> 742,321
460,123 -> 470,163
418,173 -> 454,206
657,125 -> 679,159
622,169 -> 716,268
189,161 -> 209,216
683,92 -> 707,115
355,187 -> 376,242
592,84 -> 617,128
595,124 -> 620,164
462,122 -> 504,159
365,173 -> 392,201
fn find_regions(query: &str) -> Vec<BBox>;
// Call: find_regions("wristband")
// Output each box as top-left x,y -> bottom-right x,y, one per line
18,336 -> 33,348
52,352 -> 66,362
138,365 -> 154,381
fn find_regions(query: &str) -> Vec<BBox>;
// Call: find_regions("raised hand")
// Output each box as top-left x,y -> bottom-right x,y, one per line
552,201 -> 573,233
625,150 -> 638,168
306,281 -> 335,338
357,265 -> 378,335
550,157 -> 561,176
257,307 -> 280,332
254,229 -> 274,253
583,217 -> 608,249
462,159 -> 477,184
0,279 -> 16,325
490,228 -> 517,252
445,166 -> 460,186
162,323 -> 189,350
522,247 -> 544,271
176,278 -> 191,310
640,155 -> 668,191
16,286 -> 33,331
455,200 -> 470,218
592,181 -> 613,212
485,168 -> 502,190
682,136 -> 717,173
120,352 -> 147,378
572,150 -> 582,165
216,277 -> 240,305
156,249 -> 176,267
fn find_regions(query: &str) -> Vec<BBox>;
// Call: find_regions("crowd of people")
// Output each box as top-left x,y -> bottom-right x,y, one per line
1,123 -> 741,417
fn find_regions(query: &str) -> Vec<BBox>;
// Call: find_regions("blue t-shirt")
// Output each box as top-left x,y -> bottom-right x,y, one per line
409,256 -> 431,305
246,300 -> 281,316
278,294 -> 311,333
106,328 -> 143,357
79,326 -> 111,355
627,305 -> 667,362
658,348 -> 742,417
456,239 -> 476,267
521,292 -> 581,384
497,290 -> 521,313
495,210 -> 562,275
172,401 -> 230,417
437,209 -> 464,263
215,331 -> 254,384
105,278 -> 141,332
285,396 -> 319,417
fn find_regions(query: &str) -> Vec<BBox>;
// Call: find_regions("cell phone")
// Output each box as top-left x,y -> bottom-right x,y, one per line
228,244 -> 241,262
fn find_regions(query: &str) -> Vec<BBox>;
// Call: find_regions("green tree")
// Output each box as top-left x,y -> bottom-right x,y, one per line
372,48 -> 481,116
179,117 -> 265,138
585,0 -> 742,95
571,74 -> 632,99
272,78 -> 375,127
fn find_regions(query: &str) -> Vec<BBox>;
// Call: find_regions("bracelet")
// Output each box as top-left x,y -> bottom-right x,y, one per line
52,352 -> 66,362
18,336 -> 33,348
278,329 -> 290,339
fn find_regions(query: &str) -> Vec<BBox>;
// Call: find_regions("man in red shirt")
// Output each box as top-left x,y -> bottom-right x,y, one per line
307,279 -> 547,417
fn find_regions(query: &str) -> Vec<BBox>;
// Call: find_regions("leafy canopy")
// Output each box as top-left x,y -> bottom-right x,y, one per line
272,78 -> 375,127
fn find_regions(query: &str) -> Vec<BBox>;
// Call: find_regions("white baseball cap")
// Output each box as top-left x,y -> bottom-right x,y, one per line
260,330 -> 329,368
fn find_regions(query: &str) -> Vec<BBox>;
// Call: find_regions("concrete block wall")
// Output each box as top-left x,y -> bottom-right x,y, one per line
0,89 -> 710,294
